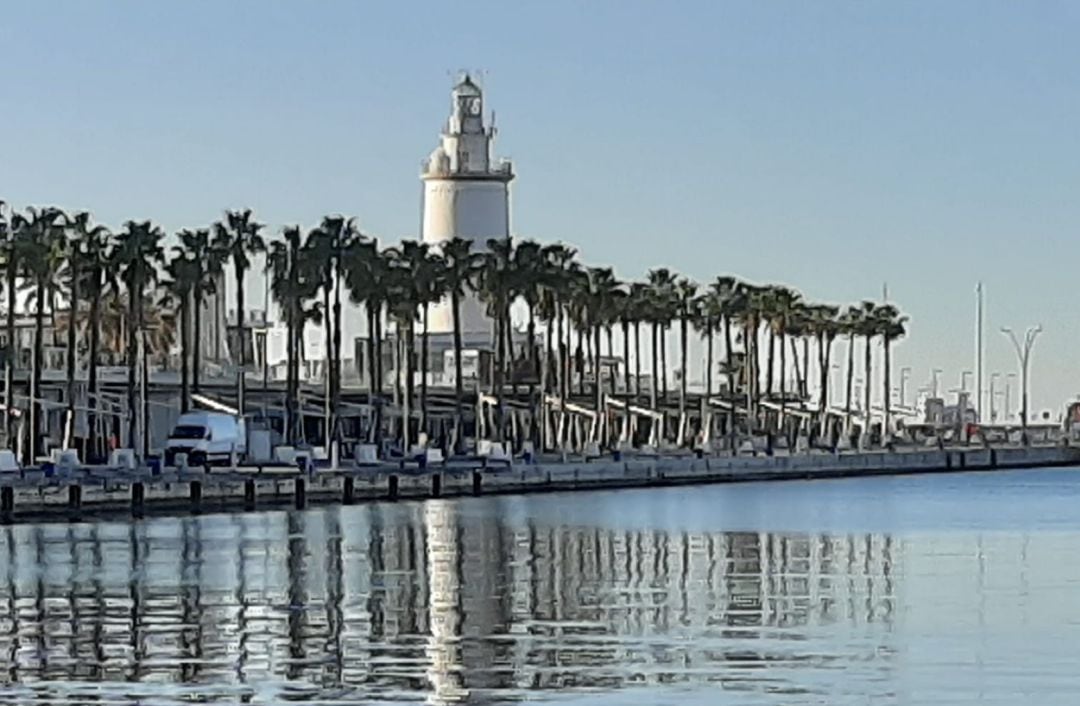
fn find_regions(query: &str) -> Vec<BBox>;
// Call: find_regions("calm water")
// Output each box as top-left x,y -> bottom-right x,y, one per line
2,469 -> 1080,705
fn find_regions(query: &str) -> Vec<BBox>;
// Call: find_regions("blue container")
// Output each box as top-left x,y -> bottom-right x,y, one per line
147,458 -> 162,476
42,462 -> 55,478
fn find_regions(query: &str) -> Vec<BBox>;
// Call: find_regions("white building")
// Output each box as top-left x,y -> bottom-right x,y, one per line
421,74 -> 514,334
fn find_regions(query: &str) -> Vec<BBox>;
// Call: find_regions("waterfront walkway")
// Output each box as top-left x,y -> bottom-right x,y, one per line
0,444 -> 1076,524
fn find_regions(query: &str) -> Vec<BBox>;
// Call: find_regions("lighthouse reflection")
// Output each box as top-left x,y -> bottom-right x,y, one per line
0,499 -> 900,705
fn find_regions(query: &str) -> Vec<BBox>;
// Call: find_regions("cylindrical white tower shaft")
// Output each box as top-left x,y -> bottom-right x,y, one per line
421,74 -> 513,334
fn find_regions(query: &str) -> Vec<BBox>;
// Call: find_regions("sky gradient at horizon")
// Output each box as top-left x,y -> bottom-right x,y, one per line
2,1 -> 1078,413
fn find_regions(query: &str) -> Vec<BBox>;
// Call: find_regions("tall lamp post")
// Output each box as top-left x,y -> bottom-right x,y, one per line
1001,325 -> 1042,444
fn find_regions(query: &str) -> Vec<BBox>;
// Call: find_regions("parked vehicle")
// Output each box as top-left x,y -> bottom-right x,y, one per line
164,412 -> 247,466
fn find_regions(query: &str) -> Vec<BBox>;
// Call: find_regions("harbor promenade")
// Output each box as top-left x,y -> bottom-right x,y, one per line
0,444 -> 1076,524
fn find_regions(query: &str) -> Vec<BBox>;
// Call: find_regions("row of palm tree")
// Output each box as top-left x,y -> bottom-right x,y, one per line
0,200 -> 908,459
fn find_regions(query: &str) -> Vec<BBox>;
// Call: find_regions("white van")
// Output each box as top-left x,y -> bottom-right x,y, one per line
165,412 -> 247,467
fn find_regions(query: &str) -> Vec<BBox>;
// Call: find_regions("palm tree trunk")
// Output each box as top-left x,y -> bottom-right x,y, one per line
779,331 -> 787,439
235,263 -> 246,415
633,321 -> 641,399
285,304 -> 296,444
606,326 -> 616,395
863,334 -> 873,443
420,302 -> 430,432
766,329 -> 775,397
802,338 -> 810,398
844,332 -> 855,420
493,306 -> 504,442
622,320 -> 631,397
86,279 -> 102,460
660,325 -> 668,402
679,315 -> 688,422
29,283 -> 45,464
374,305 -> 384,397
594,325 -> 603,444
545,316 -> 555,394
65,259 -> 80,450
3,257 -> 15,445
883,336 -> 891,447
322,280 -> 331,447
126,276 -> 139,456
452,291 -> 464,453
192,290 -> 202,392
180,295 -> 190,414
817,333 -> 828,436
332,261 -> 342,445
650,322 -> 659,410
705,320 -> 714,399
556,304 -> 566,403
789,337 -> 803,401
527,304 -> 537,375
725,317 -> 736,448
723,318 -> 734,398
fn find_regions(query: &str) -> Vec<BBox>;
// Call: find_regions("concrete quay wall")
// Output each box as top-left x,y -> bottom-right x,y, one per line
1,445 -> 1077,523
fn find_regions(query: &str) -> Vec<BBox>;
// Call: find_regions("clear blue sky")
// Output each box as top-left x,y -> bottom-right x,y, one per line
2,1 -> 1078,415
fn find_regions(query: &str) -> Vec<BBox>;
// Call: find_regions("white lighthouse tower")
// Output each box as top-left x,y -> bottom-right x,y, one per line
421,74 -> 513,334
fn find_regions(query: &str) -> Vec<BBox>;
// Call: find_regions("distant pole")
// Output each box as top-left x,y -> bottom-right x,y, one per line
1001,325 -> 1043,444
989,373 -> 997,423
1005,373 -> 1016,420
975,282 -> 983,421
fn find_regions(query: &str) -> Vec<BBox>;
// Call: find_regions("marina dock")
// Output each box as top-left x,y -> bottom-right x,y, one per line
1,444 -> 1076,524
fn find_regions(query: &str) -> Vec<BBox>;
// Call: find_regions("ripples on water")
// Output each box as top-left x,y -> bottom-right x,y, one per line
1,469 -> 1080,705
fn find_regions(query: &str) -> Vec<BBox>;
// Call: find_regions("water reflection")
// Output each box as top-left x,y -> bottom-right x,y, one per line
0,495 -> 907,705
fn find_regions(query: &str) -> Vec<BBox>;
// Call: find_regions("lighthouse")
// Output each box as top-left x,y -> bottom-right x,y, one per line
421,74 -> 513,334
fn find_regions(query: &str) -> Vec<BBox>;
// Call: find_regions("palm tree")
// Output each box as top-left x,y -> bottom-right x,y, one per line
627,282 -> 650,400
438,237 -> 481,451
769,287 -> 802,433
302,216 -> 357,447
541,244 -> 578,413
477,236 -> 516,440
163,249 -> 201,414
807,304 -> 841,438
646,268 -> 677,410
382,244 -> 423,448
0,201 -> 16,443
212,209 -> 265,415
62,212 -> 110,452
177,228 -> 223,393
14,207 -> 68,463
111,220 -> 165,458
342,237 -> 390,429
582,267 -> 620,440
512,239 -> 545,376
855,300 -> 879,444
707,277 -> 742,403
270,226 -> 322,444
674,278 -> 698,425
410,241 -> 446,431
877,304 -> 908,445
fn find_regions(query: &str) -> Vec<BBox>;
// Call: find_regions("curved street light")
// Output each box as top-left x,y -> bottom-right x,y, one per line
1001,325 -> 1042,444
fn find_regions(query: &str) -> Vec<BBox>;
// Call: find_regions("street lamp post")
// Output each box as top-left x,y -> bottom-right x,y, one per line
1001,325 -> 1043,444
